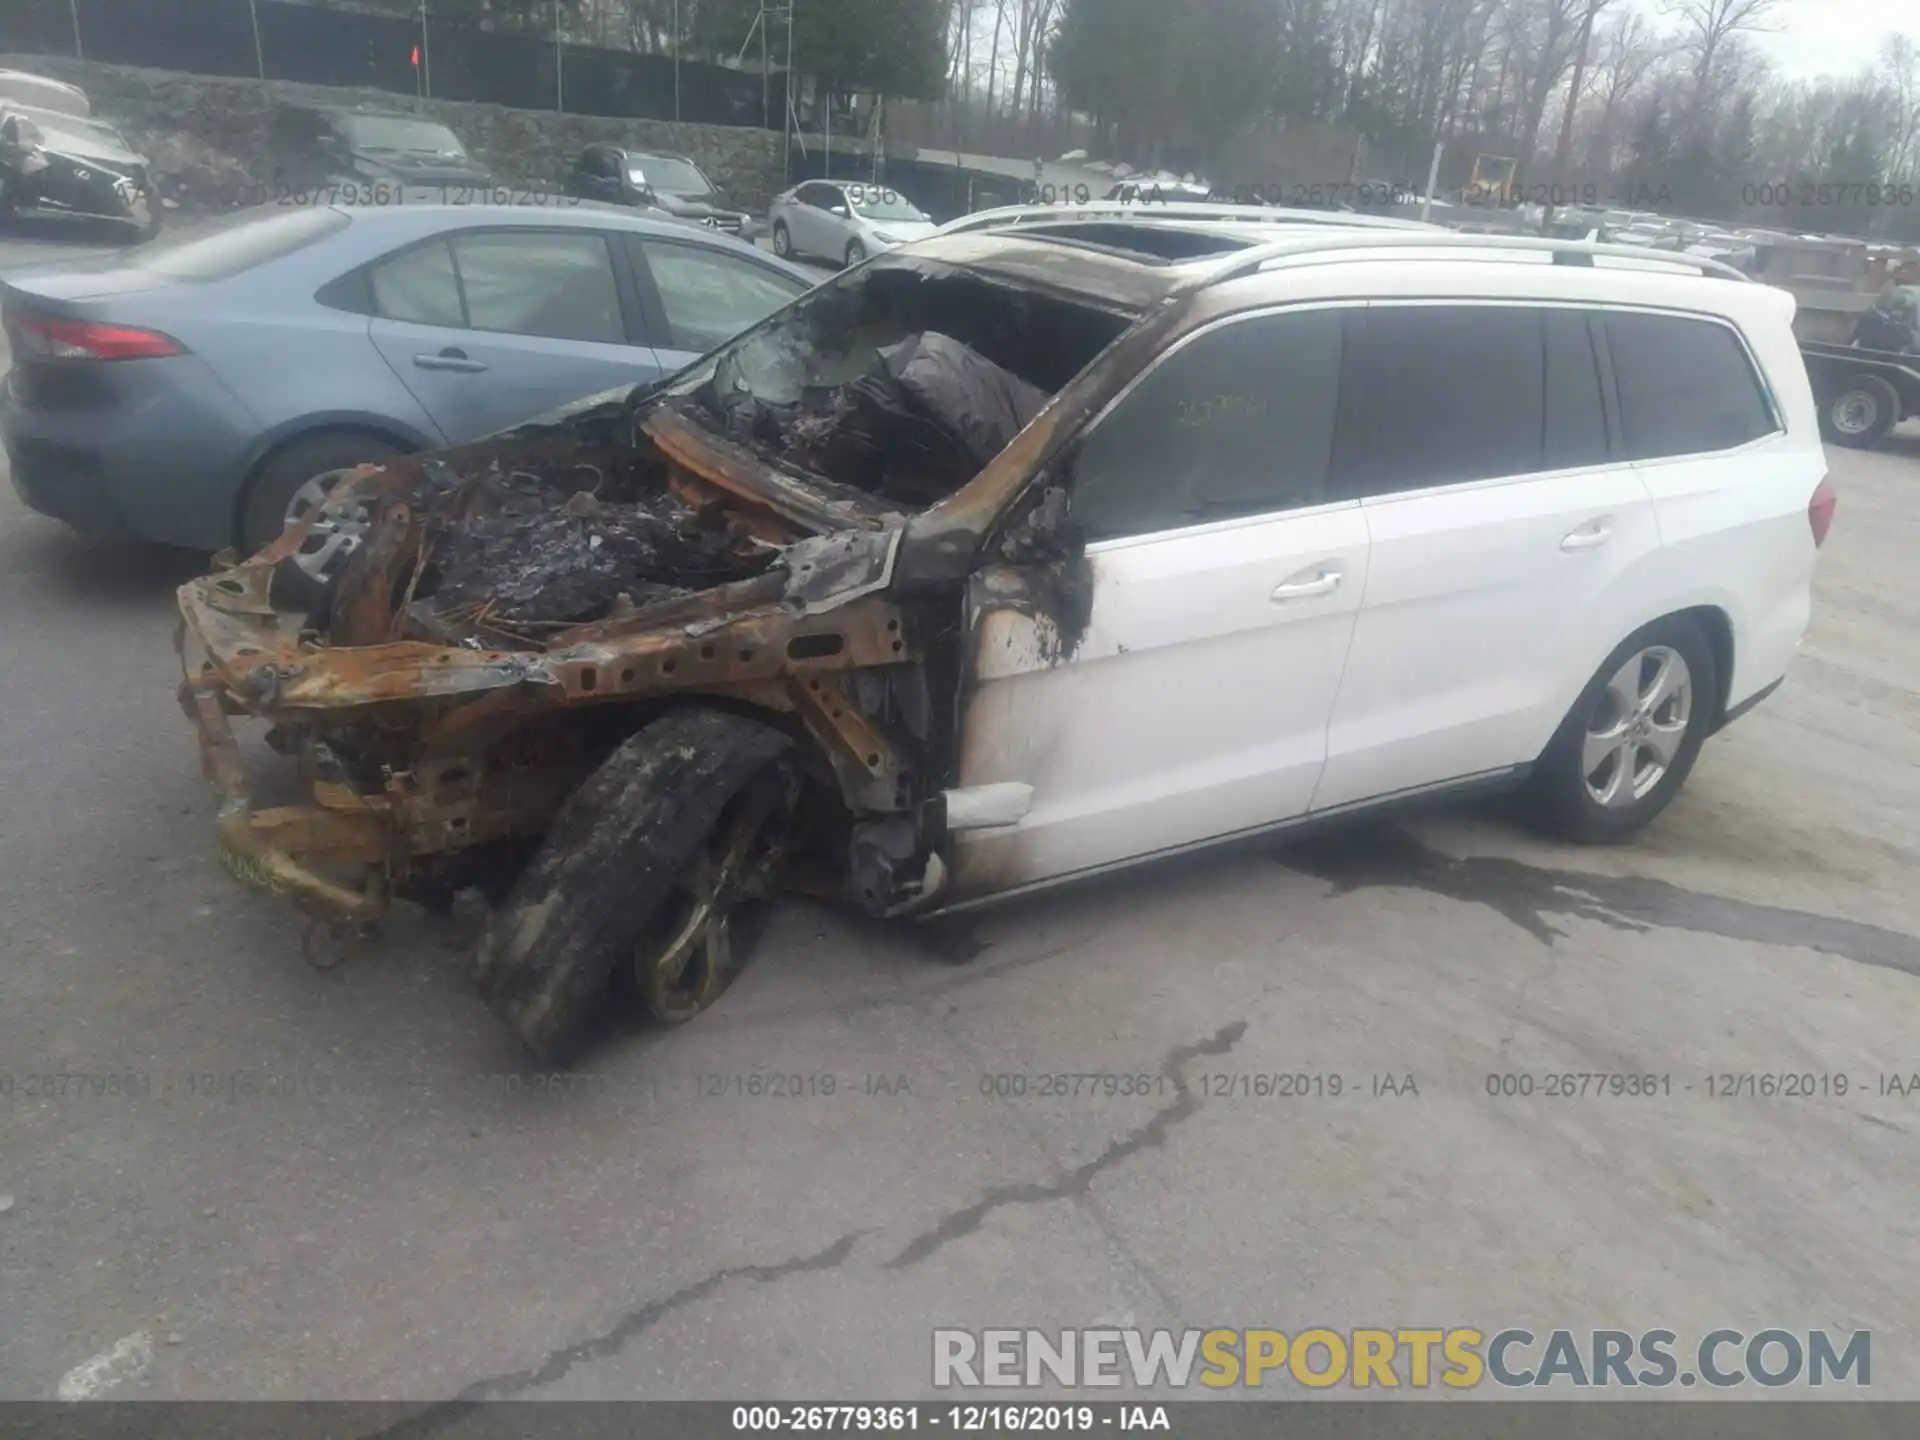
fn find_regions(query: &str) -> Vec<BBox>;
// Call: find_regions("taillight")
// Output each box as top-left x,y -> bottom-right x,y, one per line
8,313 -> 182,361
1808,475 -> 1837,547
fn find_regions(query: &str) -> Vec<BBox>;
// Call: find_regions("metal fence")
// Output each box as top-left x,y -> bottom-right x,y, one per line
0,0 -> 788,129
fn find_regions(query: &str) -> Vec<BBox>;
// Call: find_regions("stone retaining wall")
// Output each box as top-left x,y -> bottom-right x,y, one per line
0,55 -> 782,215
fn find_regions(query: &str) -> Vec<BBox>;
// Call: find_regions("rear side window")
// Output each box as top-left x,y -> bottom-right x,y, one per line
1331,305 -> 1546,496
1604,312 -> 1775,459
368,239 -> 463,326
1069,308 -> 1343,541
137,206 -> 351,281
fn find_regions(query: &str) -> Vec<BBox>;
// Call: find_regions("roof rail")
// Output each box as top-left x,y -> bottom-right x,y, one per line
935,200 -> 1438,237
1195,230 -> 1755,289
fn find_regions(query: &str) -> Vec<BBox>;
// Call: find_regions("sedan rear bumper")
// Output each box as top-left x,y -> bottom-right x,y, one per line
2,355 -> 258,550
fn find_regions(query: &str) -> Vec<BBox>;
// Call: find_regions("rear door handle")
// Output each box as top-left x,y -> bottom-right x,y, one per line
1271,568 -> 1342,602
1561,518 -> 1613,551
414,349 -> 488,373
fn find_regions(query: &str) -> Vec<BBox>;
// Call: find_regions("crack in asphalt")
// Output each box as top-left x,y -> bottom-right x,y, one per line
884,1019 -> 1250,1270
365,1231 -> 866,1432
364,1020 -> 1247,1422
1283,827 -> 1920,976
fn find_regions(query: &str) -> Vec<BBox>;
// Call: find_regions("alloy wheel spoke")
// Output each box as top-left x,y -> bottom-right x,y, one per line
1583,722 -> 1631,778
1642,650 -> 1688,717
1590,740 -> 1635,808
1602,659 -> 1643,723
1642,717 -> 1686,767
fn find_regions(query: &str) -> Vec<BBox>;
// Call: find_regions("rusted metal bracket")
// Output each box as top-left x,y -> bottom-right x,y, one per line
786,672 -> 912,813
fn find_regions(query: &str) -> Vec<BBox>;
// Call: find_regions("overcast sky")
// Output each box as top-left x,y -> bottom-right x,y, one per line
1701,0 -> 1919,82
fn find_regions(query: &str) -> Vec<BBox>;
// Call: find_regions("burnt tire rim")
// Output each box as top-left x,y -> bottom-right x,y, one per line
282,469 -> 372,581
635,774 -> 790,1025
1832,389 -> 1881,435
1581,645 -> 1693,809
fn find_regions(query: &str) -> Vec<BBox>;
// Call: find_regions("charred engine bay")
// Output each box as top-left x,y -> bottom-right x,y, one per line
337,452 -> 780,647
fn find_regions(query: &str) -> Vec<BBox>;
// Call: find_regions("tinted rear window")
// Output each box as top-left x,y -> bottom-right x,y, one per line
1331,304 -> 1546,497
136,206 -> 352,282
1604,311 -> 1776,459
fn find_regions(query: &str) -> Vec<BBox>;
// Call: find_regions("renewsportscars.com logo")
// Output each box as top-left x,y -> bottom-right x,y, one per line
932,1328 -> 1871,1390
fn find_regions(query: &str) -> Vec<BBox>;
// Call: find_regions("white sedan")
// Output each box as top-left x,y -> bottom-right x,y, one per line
768,180 -> 938,268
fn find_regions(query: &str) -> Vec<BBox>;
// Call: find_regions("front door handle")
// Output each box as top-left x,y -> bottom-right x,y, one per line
1561,518 -> 1613,551
414,348 -> 488,373
1271,568 -> 1342,602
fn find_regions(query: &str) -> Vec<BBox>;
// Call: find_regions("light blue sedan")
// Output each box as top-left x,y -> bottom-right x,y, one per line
1,197 -> 815,563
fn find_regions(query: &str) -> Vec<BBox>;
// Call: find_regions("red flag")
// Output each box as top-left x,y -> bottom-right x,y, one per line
410,45 -> 420,67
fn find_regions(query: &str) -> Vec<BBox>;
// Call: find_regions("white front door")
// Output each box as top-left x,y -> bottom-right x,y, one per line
1313,302 -> 1660,809
947,305 -> 1369,900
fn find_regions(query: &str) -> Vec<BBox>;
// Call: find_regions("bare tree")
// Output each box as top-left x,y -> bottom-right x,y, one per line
1581,11 -> 1662,173
1663,0 -> 1781,129
1542,0 -> 1614,214
1879,34 -> 1919,176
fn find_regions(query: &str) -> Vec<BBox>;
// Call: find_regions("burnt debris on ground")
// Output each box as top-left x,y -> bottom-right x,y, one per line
387,456 -> 779,643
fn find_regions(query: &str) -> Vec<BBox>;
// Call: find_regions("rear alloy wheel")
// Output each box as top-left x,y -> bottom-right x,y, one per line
240,431 -> 400,572
844,239 -> 866,268
1527,617 -> 1717,843
1821,374 -> 1899,448
772,219 -> 793,257
477,709 -> 797,1065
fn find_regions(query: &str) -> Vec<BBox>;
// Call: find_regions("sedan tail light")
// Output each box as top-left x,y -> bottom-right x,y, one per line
8,313 -> 183,361
1808,475 -> 1837,547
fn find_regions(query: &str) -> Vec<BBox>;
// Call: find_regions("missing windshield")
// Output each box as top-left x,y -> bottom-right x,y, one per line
684,264 -> 1130,507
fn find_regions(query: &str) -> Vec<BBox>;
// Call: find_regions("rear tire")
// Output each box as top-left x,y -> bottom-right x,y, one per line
239,430 -> 402,559
1525,615 -> 1718,844
476,709 -> 797,1066
1820,374 -> 1899,447
772,219 -> 793,257
844,239 -> 866,268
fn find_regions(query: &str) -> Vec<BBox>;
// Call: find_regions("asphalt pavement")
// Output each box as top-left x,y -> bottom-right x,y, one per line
4,229 -> 1920,1406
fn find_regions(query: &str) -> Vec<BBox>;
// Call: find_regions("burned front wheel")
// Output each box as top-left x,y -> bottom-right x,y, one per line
620,767 -> 791,1023
476,708 -> 796,1064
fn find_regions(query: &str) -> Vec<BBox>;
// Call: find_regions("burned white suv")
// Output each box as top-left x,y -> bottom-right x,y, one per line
176,213 -> 1832,1062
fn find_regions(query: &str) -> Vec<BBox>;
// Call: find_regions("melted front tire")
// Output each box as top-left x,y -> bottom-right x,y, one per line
475,708 -> 795,1065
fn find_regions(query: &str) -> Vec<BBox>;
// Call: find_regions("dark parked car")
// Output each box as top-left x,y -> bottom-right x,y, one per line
0,71 -> 159,240
565,146 -> 759,238
267,105 -> 494,194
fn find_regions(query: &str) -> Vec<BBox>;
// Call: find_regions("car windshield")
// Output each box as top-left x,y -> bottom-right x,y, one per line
844,185 -> 928,222
339,114 -> 468,158
632,157 -> 712,194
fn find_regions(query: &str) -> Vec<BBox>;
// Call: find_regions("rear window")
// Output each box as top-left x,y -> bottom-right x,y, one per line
136,206 -> 352,282
1331,304 -> 1546,496
1603,311 -> 1776,460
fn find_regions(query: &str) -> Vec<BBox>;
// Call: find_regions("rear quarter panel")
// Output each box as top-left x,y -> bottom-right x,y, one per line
1622,297 -> 1823,717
